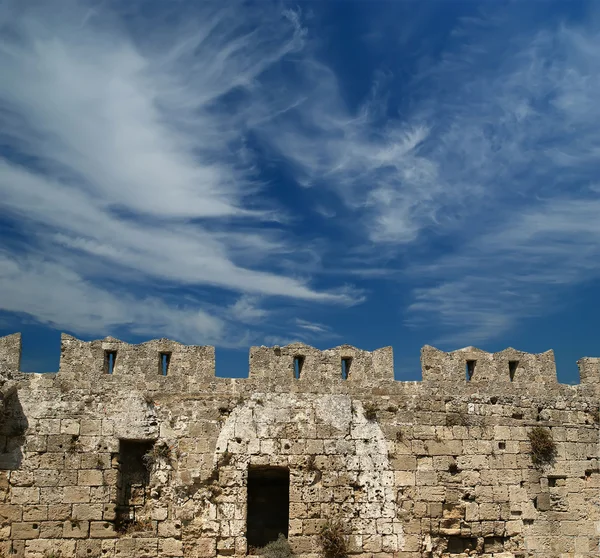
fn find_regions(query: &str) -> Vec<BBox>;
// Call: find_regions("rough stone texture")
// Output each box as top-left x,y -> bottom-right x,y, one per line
0,332 -> 598,558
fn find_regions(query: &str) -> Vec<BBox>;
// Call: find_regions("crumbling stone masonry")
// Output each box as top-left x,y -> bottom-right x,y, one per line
0,332 -> 599,558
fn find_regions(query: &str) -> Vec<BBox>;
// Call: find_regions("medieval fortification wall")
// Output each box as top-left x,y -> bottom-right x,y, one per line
0,332 -> 598,558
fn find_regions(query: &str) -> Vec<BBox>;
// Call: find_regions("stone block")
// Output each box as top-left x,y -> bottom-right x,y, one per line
114,538 -> 136,557
536,492 -> 551,512
157,520 -> 182,538
10,522 -> 40,540
89,521 -> 116,538
395,471 -> 416,486
363,534 -> 383,552
135,538 -> 159,555
47,504 -> 71,521
159,538 -> 184,556
78,469 -> 104,487
22,505 -> 48,521
63,486 -> 91,503
40,521 -> 63,539
72,503 -> 104,521
9,471 -> 34,487
194,537 -> 216,557
10,487 -> 40,505
63,520 -> 89,538
61,419 -> 81,436
80,420 -> 102,436
76,539 -> 103,557
0,503 -> 22,522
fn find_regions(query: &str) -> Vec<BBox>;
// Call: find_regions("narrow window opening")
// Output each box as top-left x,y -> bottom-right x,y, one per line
509,360 -> 518,382
247,466 -> 289,548
159,352 -> 171,376
548,475 -> 566,487
116,439 -> 154,525
465,360 -> 476,381
498,442 -> 506,450
447,536 -> 478,554
104,350 -> 117,375
341,357 -> 352,380
293,356 -> 304,380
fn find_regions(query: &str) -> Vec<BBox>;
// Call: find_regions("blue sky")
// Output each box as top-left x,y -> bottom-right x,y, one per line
1,0 -> 600,382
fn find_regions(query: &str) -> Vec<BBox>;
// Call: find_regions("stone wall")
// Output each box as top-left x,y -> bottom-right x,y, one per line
0,333 -> 598,558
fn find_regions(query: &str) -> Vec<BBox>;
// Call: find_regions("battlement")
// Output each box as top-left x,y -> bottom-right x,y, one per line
577,356 -> 600,385
1,331 -> 599,558
421,345 -> 559,385
248,343 -> 394,386
57,334 -> 215,390
1,333 -> 599,391
0,333 -> 21,377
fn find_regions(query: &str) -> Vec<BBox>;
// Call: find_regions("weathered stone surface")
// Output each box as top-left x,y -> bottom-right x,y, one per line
0,332 -> 598,557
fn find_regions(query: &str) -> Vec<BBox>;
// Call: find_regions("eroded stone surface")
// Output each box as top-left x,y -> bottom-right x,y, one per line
0,332 -> 598,557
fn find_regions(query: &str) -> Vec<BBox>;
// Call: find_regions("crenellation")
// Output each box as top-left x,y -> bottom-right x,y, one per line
495,348 -> 558,386
0,332 -> 598,557
577,357 -> 600,386
421,345 -> 558,389
0,332 -> 21,377
57,334 -> 216,392
248,343 -> 394,390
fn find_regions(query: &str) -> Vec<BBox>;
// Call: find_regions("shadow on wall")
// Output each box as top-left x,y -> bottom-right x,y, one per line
0,389 -> 28,470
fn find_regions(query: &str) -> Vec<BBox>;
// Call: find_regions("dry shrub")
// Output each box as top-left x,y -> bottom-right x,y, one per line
142,441 -> 172,469
219,451 -> 233,467
363,402 -> 378,421
319,519 -> 347,558
258,534 -> 294,558
528,427 -> 557,467
116,517 -> 153,535
445,413 -> 469,427
67,434 -> 81,454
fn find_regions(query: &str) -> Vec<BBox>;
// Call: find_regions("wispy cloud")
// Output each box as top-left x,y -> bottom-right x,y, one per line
0,0 -> 357,344
252,8 -> 600,345
0,251 -> 223,343
2,0 -> 600,353
409,197 -> 600,345
253,65 -> 440,243
403,20 -> 600,344
259,318 -> 339,348
295,318 -> 337,336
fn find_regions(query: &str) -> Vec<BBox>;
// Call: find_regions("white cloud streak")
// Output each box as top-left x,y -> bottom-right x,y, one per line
253,64 -> 440,243
2,0 -> 600,351
0,0 -> 357,344
0,251 -> 223,344
404,22 -> 600,344
251,10 -> 600,345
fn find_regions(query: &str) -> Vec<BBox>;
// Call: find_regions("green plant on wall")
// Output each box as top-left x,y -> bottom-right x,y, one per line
528,427 -> 557,467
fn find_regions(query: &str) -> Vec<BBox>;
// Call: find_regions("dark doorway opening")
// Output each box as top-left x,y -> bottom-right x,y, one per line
247,466 -> 289,548
116,439 -> 153,524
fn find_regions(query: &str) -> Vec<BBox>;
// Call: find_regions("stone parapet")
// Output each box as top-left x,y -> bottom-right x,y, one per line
0,332 -> 598,557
